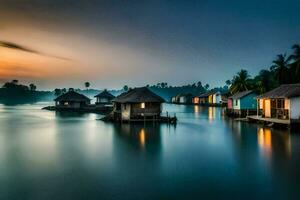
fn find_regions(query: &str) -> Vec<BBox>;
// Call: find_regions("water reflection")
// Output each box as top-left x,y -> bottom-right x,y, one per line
257,127 -> 291,161
257,128 -> 272,160
112,123 -> 162,152
1,103 -> 300,199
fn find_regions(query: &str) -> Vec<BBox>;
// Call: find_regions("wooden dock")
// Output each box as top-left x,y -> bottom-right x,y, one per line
247,115 -> 290,125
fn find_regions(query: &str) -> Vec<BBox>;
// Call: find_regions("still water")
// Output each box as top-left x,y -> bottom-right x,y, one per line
0,103 -> 300,200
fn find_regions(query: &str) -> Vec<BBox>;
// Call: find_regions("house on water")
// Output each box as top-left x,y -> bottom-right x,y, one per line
171,94 -> 181,104
227,90 -> 257,117
178,93 -> 194,104
112,87 -> 165,121
193,91 -> 222,106
253,84 -> 300,125
54,91 -> 91,109
171,93 -> 194,104
94,89 -> 115,105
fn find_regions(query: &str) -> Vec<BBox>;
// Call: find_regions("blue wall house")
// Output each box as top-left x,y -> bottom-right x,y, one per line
227,90 -> 258,117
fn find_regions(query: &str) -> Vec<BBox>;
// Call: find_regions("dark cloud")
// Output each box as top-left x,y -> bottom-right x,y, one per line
0,40 -> 39,54
0,40 -> 71,61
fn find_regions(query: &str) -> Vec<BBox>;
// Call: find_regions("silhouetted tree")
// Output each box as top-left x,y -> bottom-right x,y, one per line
204,84 -> 210,90
230,69 -> 251,94
29,83 -> 37,91
225,80 -> 231,86
123,85 -> 129,91
12,80 -> 18,84
85,82 -> 90,90
270,54 -> 291,85
289,44 -> 300,82
197,81 -> 202,88
54,89 -> 62,96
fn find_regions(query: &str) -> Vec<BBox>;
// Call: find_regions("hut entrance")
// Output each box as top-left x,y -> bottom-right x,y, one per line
264,99 -> 271,118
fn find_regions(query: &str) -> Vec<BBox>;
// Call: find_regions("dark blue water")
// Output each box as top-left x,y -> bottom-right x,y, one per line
0,103 -> 300,200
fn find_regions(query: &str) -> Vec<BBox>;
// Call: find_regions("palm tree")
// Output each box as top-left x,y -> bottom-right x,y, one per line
255,70 -> 274,94
29,83 -> 37,91
270,54 -> 291,85
54,89 -> 62,96
204,84 -> 210,90
197,81 -> 202,88
84,82 -> 90,90
289,44 -> 300,81
230,69 -> 250,94
225,80 -> 231,86
12,80 -> 19,84
123,85 -> 129,91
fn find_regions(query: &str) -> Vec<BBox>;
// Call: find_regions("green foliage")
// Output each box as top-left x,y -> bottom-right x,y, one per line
230,69 -> 251,94
0,80 -> 51,104
229,43 -> 300,95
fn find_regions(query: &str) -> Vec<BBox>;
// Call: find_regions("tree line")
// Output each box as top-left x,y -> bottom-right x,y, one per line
228,44 -> 300,94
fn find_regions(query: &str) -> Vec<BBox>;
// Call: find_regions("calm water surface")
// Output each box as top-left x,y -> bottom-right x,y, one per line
0,103 -> 300,200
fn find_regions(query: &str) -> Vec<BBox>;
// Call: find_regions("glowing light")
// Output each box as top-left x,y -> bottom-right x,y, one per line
141,102 -> 145,109
258,128 -> 272,158
208,107 -> 215,122
194,105 -> 199,113
139,128 -> 145,147
193,97 -> 199,104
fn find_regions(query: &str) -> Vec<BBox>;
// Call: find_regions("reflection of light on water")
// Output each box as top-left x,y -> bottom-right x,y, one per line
208,107 -> 215,122
194,105 -> 199,113
258,128 -> 272,158
139,128 -> 146,148
194,105 -> 200,117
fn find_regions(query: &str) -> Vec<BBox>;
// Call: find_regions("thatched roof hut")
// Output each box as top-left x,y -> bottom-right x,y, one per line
257,84 -> 300,120
112,87 -> 165,121
94,89 -> 115,104
54,91 -> 90,108
113,87 -> 165,103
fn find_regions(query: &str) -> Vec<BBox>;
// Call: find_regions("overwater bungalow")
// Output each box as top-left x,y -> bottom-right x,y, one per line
110,87 -> 174,122
171,94 -> 180,103
250,84 -> 300,126
54,91 -> 91,109
171,93 -> 194,104
193,91 -> 222,106
94,89 -> 115,105
227,90 -> 257,117
178,93 -> 194,104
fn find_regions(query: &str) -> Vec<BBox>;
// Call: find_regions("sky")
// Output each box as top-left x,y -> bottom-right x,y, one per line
0,0 -> 300,90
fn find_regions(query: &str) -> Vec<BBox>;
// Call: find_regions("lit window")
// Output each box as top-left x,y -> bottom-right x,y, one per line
141,102 -> 145,109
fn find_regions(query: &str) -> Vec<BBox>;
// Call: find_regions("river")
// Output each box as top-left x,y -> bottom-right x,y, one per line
0,103 -> 299,199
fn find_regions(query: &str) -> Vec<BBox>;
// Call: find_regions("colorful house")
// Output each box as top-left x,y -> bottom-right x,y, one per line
171,94 -> 181,104
256,84 -> 300,124
179,93 -> 194,104
227,90 -> 257,117
194,91 -> 222,105
171,93 -> 194,104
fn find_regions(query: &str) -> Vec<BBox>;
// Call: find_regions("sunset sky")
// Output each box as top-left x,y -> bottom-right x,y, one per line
1,0 -> 300,90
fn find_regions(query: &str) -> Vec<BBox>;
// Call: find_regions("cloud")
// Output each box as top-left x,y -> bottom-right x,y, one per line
0,40 -> 38,53
0,40 -> 71,61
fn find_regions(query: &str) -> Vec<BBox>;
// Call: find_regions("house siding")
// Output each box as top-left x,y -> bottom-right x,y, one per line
121,104 -> 131,120
240,93 -> 257,110
232,99 -> 241,110
227,99 -> 233,109
290,97 -> 300,120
